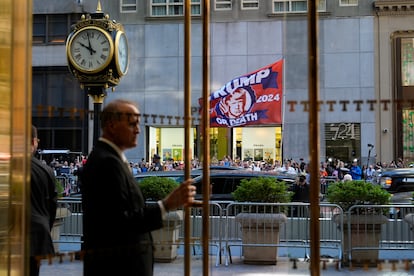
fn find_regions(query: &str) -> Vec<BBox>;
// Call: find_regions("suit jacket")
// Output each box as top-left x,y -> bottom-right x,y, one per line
30,156 -> 57,256
81,141 -> 163,276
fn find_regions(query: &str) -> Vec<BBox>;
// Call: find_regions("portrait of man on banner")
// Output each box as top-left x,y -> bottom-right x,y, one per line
209,59 -> 283,127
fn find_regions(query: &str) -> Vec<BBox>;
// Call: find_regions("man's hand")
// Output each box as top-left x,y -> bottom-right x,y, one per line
162,179 -> 196,211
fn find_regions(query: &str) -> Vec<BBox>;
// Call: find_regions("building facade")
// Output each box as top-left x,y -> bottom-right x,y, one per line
32,0 -> 414,166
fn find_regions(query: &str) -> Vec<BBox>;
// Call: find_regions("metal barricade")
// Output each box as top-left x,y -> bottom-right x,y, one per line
57,173 -> 79,196
320,176 -> 336,199
54,198 -> 83,253
147,201 -> 224,266
224,202 -> 343,267
56,176 -> 70,196
347,204 -> 414,265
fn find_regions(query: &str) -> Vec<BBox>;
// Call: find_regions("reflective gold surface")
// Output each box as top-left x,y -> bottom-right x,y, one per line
0,0 -> 32,275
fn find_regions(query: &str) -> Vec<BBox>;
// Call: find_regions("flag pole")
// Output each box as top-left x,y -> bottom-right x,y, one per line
280,57 -> 286,163
308,0 -> 321,274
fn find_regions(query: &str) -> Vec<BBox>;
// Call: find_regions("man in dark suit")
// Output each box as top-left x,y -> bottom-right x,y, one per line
30,125 -> 57,276
81,99 -> 196,276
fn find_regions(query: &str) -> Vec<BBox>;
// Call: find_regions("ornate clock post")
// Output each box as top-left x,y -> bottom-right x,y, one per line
66,1 -> 129,145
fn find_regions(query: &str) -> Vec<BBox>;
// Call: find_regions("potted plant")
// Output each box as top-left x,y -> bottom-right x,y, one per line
326,180 -> 391,266
232,177 -> 292,264
55,178 -> 65,197
403,192 -> 414,236
139,176 -> 183,262
51,178 -> 72,252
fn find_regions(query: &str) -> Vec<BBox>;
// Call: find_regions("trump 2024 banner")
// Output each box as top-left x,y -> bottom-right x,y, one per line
209,59 -> 283,127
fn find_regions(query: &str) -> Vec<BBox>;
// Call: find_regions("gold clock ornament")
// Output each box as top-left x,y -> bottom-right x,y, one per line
114,30 -> 129,76
67,26 -> 114,74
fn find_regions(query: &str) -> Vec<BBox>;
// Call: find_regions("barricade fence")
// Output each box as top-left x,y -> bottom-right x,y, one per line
145,201 -> 224,266
223,202 -> 343,267
53,199 -> 414,269
346,204 -> 414,266
54,198 -> 83,252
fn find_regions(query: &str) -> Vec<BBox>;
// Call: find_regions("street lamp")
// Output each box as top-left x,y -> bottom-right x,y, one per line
366,144 -> 374,177
65,1 -> 129,145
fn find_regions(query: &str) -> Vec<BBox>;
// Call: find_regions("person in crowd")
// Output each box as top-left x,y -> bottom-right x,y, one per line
277,159 -> 297,175
140,161 -> 148,172
292,173 -> 310,203
252,161 -> 261,171
223,155 -> 231,167
350,159 -> 362,180
364,164 -> 375,182
333,160 -> 346,181
80,99 -> 196,276
151,154 -> 164,171
299,159 -> 307,174
130,162 -> 140,175
273,160 -> 282,171
291,173 -> 310,217
343,174 -> 353,182
30,125 -> 57,276
397,158 -> 405,168
320,162 -> 328,178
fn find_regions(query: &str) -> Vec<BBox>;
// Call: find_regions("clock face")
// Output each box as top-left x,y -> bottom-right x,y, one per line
67,27 -> 114,73
115,31 -> 129,76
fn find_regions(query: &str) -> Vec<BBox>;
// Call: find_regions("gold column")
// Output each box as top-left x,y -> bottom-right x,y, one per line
308,0 -> 320,275
0,0 -> 32,275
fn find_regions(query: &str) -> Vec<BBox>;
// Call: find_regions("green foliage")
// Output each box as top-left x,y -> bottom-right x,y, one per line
326,180 -> 391,214
139,176 -> 179,201
55,178 -> 64,197
232,177 -> 292,203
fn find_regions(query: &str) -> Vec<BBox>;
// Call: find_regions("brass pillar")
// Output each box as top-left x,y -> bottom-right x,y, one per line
0,0 -> 32,275
308,0 -> 321,275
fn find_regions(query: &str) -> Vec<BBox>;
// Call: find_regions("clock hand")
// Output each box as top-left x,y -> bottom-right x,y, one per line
77,41 -> 96,54
86,33 -> 95,55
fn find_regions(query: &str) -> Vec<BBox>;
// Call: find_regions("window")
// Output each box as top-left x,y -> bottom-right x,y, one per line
215,0 -> 232,10
32,67 -> 85,151
339,0 -> 358,6
273,0 -> 326,13
401,38 -> 414,86
151,0 -> 201,16
395,36 -> 414,160
33,14 -> 79,45
241,0 -> 259,10
120,0 -> 137,13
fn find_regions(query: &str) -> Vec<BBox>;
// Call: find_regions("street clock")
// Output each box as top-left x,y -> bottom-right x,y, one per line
65,1 -> 130,144
114,30 -> 129,76
67,26 -> 114,74
65,7 -> 129,88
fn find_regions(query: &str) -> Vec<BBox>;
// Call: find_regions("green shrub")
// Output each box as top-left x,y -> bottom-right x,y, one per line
326,180 -> 390,214
55,179 -> 64,197
139,176 -> 179,201
232,177 -> 292,203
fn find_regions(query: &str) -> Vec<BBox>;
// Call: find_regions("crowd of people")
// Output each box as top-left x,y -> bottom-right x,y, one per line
32,99 -> 414,276
43,151 -> 412,193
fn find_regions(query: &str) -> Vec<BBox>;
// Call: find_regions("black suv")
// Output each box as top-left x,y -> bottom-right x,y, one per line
379,168 -> 414,193
134,166 -> 241,184
135,170 -> 201,184
193,170 -> 296,201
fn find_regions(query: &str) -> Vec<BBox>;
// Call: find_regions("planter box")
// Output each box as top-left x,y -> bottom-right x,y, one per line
404,213 -> 414,234
235,213 -> 287,265
152,210 -> 183,262
334,214 -> 388,266
51,207 -> 72,252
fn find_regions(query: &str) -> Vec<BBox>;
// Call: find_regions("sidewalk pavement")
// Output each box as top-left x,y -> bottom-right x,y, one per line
40,255 -> 414,275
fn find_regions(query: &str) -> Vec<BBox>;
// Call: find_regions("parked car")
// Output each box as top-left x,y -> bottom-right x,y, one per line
192,170 -> 296,201
376,168 -> 414,218
135,166 -> 242,184
135,170 -> 201,184
195,165 -> 242,171
379,168 -> 414,193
